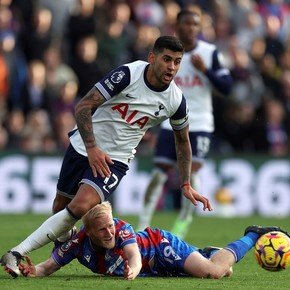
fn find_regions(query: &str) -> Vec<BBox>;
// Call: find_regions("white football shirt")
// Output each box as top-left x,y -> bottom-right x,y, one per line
69,60 -> 189,164
161,40 -> 230,133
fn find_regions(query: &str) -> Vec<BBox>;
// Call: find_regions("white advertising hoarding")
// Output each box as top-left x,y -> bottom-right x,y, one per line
0,154 -> 289,216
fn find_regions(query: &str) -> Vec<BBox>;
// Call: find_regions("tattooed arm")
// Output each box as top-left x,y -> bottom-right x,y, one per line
174,125 -> 212,211
75,87 -> 114,178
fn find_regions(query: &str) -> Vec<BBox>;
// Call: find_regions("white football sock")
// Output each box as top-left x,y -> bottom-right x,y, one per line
57,226 -> 77,242
137,168 -> 167,230
177,172 -> 201,221
12,208 -> 78,256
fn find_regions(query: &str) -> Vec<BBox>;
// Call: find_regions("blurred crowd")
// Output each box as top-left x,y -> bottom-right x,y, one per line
0,0 -> 289,156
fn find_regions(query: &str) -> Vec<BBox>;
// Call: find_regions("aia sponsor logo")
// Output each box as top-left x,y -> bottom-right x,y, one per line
112,103 -> 149,129
175,75 -> 203,87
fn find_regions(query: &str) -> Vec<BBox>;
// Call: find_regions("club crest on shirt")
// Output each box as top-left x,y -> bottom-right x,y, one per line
154,104 -> 165,116
111,71 -> 125,83
60,240 -> 73,251
57,238 -> 79,257
119,229 -> 132,240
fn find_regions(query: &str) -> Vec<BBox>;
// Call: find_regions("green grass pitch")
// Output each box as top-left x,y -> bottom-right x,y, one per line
0,212 -> 290,290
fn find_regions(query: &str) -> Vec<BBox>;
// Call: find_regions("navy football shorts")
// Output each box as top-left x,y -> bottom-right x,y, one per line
154,129 -> 212,165
57,144 -> 129,201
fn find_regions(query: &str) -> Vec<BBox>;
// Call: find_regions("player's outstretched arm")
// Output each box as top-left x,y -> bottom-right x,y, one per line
18,256 -> 61,277
123,243 -> 142,280
75,86 -> 114,178
174,126 -> 212,211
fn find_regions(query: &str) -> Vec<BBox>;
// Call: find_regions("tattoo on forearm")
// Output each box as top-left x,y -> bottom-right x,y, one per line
175,130 -> 191,182
176,145 -> 191,181
75,88 -> 104,149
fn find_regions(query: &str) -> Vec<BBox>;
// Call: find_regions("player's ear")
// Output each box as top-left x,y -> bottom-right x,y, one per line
147,52 -> 155,64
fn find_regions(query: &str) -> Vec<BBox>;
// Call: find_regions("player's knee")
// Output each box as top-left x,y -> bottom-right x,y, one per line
67,184 -> 102,217
52,194 -> 71,214
52,201 -> 63,214
67,203 -> 91,218
67,197 -> 100,218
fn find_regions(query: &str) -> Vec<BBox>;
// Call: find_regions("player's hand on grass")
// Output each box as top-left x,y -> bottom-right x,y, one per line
86,146 -> 114,178
18,256 -> 36,277
124,260 -> 138,280
182,184 -> 212,211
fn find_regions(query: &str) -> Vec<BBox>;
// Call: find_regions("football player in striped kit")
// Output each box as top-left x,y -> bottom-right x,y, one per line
138,9 -> 233,238
1,35 -> 212,278
13,202 -> 289,279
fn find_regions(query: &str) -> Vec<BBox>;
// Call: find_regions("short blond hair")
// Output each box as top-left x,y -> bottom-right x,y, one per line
82,201 -> 112,230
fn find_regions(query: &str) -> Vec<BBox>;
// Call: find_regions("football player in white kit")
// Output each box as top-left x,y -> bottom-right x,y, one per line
1,35 -> 212,278
138,10 -> 233,238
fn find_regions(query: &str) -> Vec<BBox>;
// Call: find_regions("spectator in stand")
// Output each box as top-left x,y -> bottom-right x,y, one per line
20,109 -> 55,153
51,80 -> 79,115
9,0 -> 35,35
97,19 -> 129,75
71,35 -> 103,97
229,40 -> 264,106
253,97 -> 289,156
218,100 -> 257,153
0,124 -> 8,150
0,42 -> 9,114
256,0 -> 290,39
43,45 -> 78,101
0,30 -> 27,113
129,24 -> 161,61
20,7 -> 53,61
64,0 -> 97,65
108,1 -> 136,51
159,0 -> 181,35
4,109 -> 25,150
39,0 -> 76,40
281,69 -> 290,113
54,111 -> 76,152
263,14 -> 285,64
19,60 -> 50,116
0,4 -> 14,35
233,8 -> 264,52
133,0 -> 165,28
